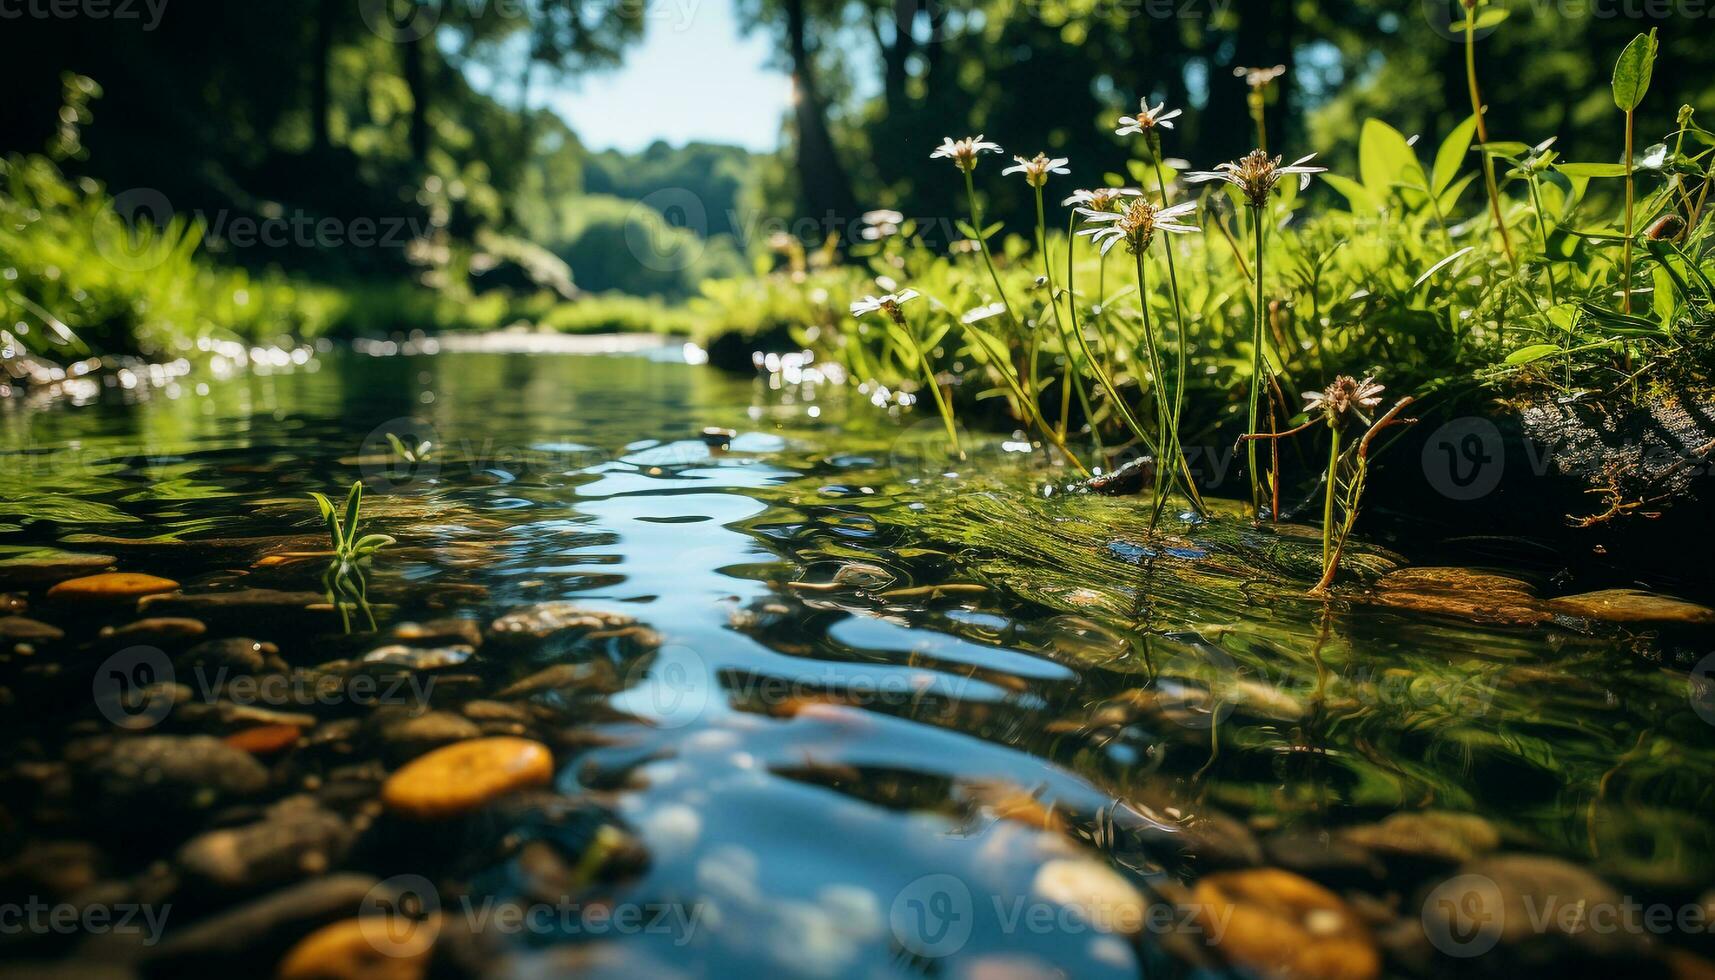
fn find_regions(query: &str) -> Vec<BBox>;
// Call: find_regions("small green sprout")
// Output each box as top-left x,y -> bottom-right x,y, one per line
385,433 -> 433,463
309,481 -> 394,633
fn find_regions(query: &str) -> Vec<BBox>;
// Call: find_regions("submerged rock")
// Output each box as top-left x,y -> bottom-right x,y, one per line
1545,588 -> 1715,625
1338,810 -> 1500,868
101,617 -> 209,645
487,602 -> 658,647
494,661 -> 620,699
0,550 -> 116,586
380,736 -> 554,819
144,873 -> 384,969
277,915 -> 438,980
0,615 -> 64,645
1192,867 -> 1380,980
46,572 -> 180,601
177,796 -> 354,892
1363,567 -> 1551,626
75,734 -> 269,819
1031,857 -> 1149,935
374,710 -> 482,763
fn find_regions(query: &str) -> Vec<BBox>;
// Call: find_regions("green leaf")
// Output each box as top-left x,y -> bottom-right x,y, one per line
1432,115 -> 1478,197
1612,29 -> 1658,112
1359,118 -> 1421,197
1413,246 -> 1476,290
1505,344 -> 1562,365
308,491 -> 342,550
342,482 -> 364,544
1437,172 -> 1478,212
1471,7 -> 1509,29
1321,172 -> 1380,212
1556,162 -> 1629,178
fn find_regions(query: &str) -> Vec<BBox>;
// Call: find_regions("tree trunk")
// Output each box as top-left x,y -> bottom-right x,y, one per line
403,28 -> 431,165
882,0 -> 917,117
312,0 -> 336,152
784,0 -> 859,233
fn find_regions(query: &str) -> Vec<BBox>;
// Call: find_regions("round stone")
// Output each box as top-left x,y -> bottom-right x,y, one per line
46,572 -> 180,601
380,737 -> 553,819
1192,868 -> 1379,980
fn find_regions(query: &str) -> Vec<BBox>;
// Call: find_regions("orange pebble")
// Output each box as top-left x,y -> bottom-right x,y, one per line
224,724 -> 302,756
278,914 -> 439,980
46,572 -> 180,601
381,737 -> 553,819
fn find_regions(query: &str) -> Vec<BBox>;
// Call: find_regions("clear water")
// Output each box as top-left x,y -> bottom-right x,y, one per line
2,347 -> 1711,976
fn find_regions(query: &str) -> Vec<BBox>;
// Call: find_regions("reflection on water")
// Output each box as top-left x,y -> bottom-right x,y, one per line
1,348 -> 1711,977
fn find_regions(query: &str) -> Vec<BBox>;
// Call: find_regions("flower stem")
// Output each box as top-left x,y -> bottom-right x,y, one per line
963,169 -> 1027,399
1246,211 -> 1268,519
1036,186 -> 1073,437
903,319 -> 961,459
1134,248 -> 1171,522
1151,151 -> 1206,517
1623,107 -> 1636,314
1321,422 -> 1341,574
1466,9 -> 1517,265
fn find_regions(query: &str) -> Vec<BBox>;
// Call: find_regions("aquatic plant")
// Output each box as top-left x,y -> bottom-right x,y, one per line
309,481 -> 395,633
385,433 -> 434,464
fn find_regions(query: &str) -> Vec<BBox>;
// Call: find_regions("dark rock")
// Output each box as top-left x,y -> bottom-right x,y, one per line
142,873 -> 383,970
176,796 -> 354,893
73,735 -> 269,822
0,616 -> 65,645
177,638 -> 286,676
372,709 -> 480,763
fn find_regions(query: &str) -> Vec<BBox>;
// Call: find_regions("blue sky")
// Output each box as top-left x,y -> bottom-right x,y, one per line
466,0 -> 793,153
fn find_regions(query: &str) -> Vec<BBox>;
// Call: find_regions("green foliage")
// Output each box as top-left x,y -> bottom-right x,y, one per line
0,152 -> 341,361
1613,29 -> 1659,113
309,481 -> 394,634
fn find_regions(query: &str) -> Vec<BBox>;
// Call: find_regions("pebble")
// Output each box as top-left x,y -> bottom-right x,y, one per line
0,616 -> 64,644
1365,567 -> 1550,626
494,661 -> 620,699
180,637 -> 286,675
76,735 -> 269,818
277,915 -> 439,980
177,796 -> 354,892
144,873 -> 382,968
101,617 -> 209,644
225,724 -> 303,756
362,644 -> 474,671
389,617 -> 483,648
1422,854 -> 1649,968
0,550 -> 116,586
1031,858 -> 1149,935
1192,868 -> 1380,980
374,710 -> 482,763
1545,588 -> 1715,625
487,602 -> 656,646
46,572 -> 180,601
381,736 -> 554,819
1337,811 -> 1499,867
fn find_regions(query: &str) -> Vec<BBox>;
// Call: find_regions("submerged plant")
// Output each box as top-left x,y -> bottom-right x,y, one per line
1188,150 -> 1324,520
310,481 -> 395,633
385,433 -> 433,464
